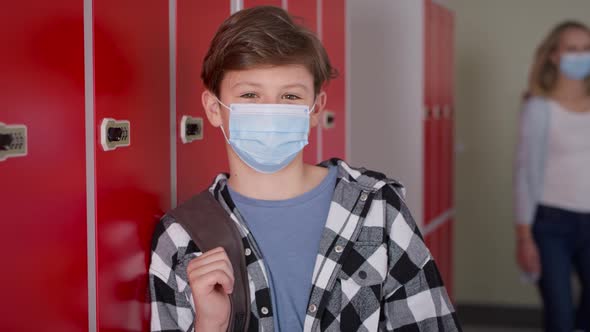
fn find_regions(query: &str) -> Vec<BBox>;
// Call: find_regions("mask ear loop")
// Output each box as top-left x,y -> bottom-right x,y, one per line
220,125 -> 230,145
309,94 -> 319,114
309,102 -> 317,114
214,96 -> 231,144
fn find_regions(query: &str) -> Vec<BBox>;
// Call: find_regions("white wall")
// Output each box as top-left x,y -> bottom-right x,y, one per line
452,0 -> 590,307
347,0 -> 424,227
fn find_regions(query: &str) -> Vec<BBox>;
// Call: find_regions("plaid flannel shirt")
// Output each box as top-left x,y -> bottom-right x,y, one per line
149,159 -> 461,331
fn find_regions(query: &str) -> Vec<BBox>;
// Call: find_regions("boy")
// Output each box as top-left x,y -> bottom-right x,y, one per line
150,6 -> 460,332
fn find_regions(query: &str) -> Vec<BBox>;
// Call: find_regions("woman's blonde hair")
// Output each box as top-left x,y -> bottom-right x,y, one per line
528,20 -> 590,96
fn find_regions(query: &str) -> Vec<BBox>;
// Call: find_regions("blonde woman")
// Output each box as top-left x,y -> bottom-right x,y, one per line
515,21 -> 590,332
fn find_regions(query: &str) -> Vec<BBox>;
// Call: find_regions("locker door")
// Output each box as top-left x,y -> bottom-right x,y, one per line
430,2 -> 446,262
424,111 -> 435,250
244,0 -> 282,8
0,2 -> 88,331
447,8 -> 456,299
440,6 -> 451,215
439,6 -> 451,282
288,0 -> 316,32
176,1 -> 230,204
432,2 -> 443,220
93,1 -> 170,330
423,0 -> 434,249
320,0 -> 346,161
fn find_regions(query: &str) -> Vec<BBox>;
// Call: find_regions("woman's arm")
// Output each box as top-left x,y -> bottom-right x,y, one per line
513,98 -> 546,275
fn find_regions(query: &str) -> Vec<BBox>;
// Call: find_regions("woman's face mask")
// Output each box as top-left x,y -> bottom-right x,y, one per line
560,52 -> 590,80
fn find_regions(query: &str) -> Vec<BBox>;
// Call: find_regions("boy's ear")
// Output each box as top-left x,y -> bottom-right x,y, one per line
202,90 -> 224,128
310,91 -> 327,128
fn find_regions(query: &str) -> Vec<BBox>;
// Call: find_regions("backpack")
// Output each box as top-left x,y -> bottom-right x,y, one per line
169,190 -> 250,332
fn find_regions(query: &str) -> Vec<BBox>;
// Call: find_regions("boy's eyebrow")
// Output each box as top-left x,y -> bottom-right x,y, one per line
231,81 -> 263,89
231,82 -> 309,91
281,83 -> 309,91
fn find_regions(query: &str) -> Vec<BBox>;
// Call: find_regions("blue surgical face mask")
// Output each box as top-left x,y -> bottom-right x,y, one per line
216,100 -> 315,174
560,52 -> 590,80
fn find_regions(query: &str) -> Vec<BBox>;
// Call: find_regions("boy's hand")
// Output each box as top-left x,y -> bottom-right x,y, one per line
187,247 -> 234,332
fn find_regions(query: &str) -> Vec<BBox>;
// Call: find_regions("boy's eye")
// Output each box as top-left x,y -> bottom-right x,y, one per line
282,94 -> 301,100
240,93 -> 258,99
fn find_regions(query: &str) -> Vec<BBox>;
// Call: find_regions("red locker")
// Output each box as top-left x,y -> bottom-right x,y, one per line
244,0 -> 283,8
93,1 -> 171,330
432,109 -> 442,219
0,2 -> 88,331
432,2 -> 443,219
424,113 -> 434,224
176,1 -> 230,204
424,0 -> 456,277
431,4 -> 455,297
423,0 -> 432,223
423,108 -> 434,251
440,6 -> 450,213
423,0 -> 434,252
447,8 -> 456,300
424,0 -> 434,110
447,9 -> 456,214
288,0 -> 316,32
320,0 -> 346,161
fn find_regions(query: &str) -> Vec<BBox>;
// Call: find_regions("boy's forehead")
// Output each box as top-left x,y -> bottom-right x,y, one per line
223,64 -> 314,89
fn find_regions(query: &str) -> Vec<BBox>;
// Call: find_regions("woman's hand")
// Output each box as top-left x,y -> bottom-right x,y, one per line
516,227 -> 541,275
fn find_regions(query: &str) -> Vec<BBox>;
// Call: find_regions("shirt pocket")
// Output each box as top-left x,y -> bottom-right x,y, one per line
336,242 -> 387,329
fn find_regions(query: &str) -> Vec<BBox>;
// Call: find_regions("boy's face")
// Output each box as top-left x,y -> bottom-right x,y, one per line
203,64 -> 325,132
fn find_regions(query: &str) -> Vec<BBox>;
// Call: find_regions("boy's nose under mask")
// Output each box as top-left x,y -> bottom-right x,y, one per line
216,100 -> 315,174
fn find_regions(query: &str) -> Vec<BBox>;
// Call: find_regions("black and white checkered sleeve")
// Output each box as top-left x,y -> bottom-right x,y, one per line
149,216 -> 198,332
381,185 -> 461,331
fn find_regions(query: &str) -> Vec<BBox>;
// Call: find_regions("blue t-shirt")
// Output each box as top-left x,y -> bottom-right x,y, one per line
228,166 -> 338,331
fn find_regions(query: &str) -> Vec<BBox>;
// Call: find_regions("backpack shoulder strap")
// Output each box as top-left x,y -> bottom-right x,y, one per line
169,190 -> 250,332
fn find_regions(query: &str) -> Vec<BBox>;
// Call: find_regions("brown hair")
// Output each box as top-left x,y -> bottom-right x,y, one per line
528,20 -> 590,96
201,6 -> 337,97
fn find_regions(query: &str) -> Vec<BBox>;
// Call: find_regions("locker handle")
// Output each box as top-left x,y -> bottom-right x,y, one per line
107,127 -> 125,142
185,123 -> 201,137
0,133 -> 12,150
432,105 -> 441,119
100,118 -> 130,151
442,105 -> 451,118
323,111 -> 336,129
180,115 -> 203,143
0,122 -> 27,161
